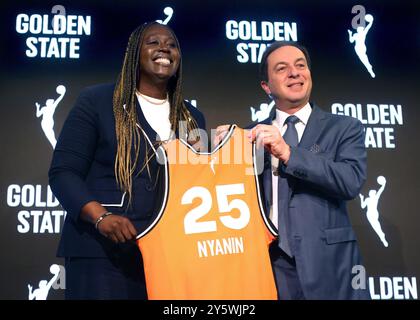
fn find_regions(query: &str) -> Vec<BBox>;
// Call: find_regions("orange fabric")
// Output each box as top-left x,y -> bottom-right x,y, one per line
137,127 -> 277,299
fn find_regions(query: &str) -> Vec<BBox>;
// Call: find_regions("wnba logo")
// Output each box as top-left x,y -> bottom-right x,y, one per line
156,7 -> 173,25
35,85 -> 66,149
250,101 -> 275,122
27,264 -> 65,300
348,5 -> 376,78
359,175 -> 388,247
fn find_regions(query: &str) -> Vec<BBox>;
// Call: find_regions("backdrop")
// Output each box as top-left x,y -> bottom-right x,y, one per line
0,0 -> 418,300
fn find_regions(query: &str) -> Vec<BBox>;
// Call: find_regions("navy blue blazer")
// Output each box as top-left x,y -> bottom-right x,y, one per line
254,103 -> 370,299
49,83 -> 206,258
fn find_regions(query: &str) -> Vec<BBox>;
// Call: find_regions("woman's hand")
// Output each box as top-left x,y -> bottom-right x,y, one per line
97,214 -> 137,243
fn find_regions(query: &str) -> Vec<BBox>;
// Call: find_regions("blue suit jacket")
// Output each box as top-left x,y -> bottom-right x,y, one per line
255,103 -> 370,299
49,83 -> 206,258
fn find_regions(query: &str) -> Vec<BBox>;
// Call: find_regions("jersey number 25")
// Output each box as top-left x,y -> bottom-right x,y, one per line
182,183 -> 250,234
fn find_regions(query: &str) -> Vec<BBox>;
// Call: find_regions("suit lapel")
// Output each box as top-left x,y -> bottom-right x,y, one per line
289,104 -> 326,192
299,103 -> 327,150
136,98 -> 159,141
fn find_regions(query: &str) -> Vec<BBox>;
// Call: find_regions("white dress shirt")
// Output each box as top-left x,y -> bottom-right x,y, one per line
270,103 -> 312,227
136,93 -> 172,141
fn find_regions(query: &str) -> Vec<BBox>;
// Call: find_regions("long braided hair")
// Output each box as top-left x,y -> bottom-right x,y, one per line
113,22 -> 199,206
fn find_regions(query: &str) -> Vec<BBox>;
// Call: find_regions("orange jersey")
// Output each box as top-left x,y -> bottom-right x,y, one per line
137,126 -> 278,300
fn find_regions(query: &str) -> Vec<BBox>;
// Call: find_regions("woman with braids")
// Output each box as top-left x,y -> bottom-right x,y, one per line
49,22 -> 206,299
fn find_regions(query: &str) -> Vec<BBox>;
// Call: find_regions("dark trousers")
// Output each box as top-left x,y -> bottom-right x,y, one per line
269,241 -> 305,300
65,248 -> 147,300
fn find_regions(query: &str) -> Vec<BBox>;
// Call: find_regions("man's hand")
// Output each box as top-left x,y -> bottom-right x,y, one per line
247,124 -> 291,164
213,125 -> 231,147
97,215 -> 138,243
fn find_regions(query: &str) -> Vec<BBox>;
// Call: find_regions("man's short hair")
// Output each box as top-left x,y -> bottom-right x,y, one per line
259,41 -> 311,81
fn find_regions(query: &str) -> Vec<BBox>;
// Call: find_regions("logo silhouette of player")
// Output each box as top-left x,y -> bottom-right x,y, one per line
156,7 -> 173,25
28,264 -> 61,300
250,101 -> 275,122
35,85 -> 66,149
348,14 -> 375,78
359,175 -> 388,247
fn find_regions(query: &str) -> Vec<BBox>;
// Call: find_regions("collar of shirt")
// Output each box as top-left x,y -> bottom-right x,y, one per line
274,102 -> 312,129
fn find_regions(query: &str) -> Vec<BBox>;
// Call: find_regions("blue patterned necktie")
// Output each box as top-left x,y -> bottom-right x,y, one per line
277,115 -> 299,257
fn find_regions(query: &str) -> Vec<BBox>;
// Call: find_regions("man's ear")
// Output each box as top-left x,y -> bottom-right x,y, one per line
260,81 -> 271,96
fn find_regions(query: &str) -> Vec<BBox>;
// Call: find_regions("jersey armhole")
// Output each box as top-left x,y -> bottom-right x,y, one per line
136,145 -> 169,240
253,142 -> 278,237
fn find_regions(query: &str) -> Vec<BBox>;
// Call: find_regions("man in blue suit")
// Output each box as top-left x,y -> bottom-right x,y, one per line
247,42 -> 370,299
